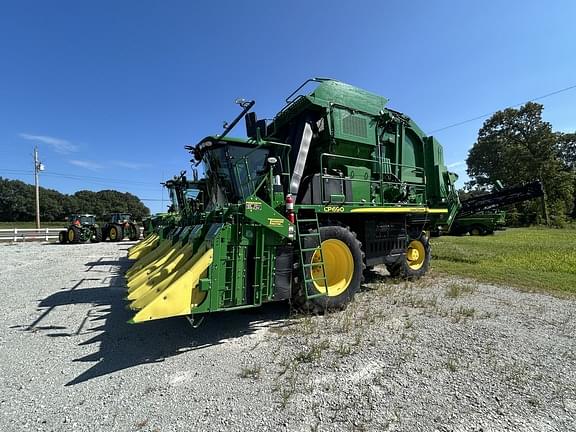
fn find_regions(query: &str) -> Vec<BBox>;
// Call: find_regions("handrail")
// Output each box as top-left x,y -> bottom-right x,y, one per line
319,152 -> 427,206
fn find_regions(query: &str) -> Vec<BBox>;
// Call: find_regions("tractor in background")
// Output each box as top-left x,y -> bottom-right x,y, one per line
432,181 -> 545,236
102,213 -> 140,242
448,210 -> 506,236
142,172 -> 207,238
59,214 -> 102,244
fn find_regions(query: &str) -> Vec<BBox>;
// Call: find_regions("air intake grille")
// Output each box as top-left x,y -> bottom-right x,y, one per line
342,114 -> 368,138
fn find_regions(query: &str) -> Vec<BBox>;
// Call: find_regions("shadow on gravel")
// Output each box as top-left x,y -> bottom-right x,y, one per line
28,255 -> 291,386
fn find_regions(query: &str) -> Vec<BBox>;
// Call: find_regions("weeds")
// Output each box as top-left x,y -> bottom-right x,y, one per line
135,419 -> 148,430
446,357 -> 458,372
294,339 -> 330,363
239,365 -> 262,380
445,282 -> 475,298
335,342 -> 353,357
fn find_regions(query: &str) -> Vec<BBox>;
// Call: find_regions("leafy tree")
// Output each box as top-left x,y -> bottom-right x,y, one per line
0,178 -> 35,221
0,177 -> 150,222
557,132 -> 576,169
466,102 -> 575,224
556,132 -> 576,217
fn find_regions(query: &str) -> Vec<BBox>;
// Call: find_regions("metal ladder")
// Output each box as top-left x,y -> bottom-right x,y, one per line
296,214 -> 328,299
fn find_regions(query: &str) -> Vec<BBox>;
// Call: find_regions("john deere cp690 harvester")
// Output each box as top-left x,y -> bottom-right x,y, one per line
126,79 -> 460,324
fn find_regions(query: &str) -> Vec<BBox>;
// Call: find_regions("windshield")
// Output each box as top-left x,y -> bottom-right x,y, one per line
69,215 -> 95,225
168,187 -> 179,212
202,143 -> 270,206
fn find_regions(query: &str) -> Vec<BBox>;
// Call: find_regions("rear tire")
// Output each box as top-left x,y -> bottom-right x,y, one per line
58,231 -> 67,244
109,224 -> 123,242
90,227 -> 102,243
128,223 -> 140,241
67,226 -> 81,244
386,234 -> 430,280
469,225 -> 485,236
295,225 -> 364,312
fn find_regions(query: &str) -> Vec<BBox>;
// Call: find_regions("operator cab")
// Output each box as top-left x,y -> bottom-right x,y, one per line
194,137 -> 274,207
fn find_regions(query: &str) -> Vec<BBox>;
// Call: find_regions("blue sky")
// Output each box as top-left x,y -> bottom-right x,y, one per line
1,1 -> 575,214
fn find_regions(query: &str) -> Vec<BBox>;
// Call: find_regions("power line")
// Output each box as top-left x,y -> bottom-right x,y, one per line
430,83 -> 576,134
0,168 -> 161,189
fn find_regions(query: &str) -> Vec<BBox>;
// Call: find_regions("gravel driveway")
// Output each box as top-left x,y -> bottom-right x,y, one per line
0,241 -> 575,432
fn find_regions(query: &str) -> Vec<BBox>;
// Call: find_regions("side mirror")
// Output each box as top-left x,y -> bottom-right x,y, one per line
245,112 -> 257,138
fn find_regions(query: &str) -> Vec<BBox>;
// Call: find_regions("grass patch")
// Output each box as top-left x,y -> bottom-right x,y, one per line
445,282 -> 475,298
431,227 -> 576,294
294,340 -> 330,363
239,365 -> 262,380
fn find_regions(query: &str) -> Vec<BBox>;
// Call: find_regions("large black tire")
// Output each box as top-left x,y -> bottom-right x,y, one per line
108,224 -> 123,242
469,225 -> 486,236
128,223 -> 140,241
67,226 -> 81,244
386,234 -> 431,280
58,231 -> 67,244
90,227 -> 102,243
296,225 -> 364,312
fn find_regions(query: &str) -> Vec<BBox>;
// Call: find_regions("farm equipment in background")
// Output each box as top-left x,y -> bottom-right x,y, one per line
448,210 -> 506,236
102,213 -> 140,242
59,214 -> 102,244
141,172 -> 207,239
434,180 -> 545,236
125,78 -> 462,324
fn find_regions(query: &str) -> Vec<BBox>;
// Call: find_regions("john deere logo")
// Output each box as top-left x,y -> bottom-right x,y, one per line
267,218 -> 284,227
246,201 -> 262,211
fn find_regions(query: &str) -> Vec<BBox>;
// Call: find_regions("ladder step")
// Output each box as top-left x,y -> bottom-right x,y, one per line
300,247 -> 322,252
297,218 -> 319,223
298,233 -> 320,237
304,276 -> 327,283
302,262 -> 325,268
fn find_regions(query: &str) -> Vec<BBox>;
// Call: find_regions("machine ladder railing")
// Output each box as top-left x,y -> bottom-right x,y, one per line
296,214 -> 328,299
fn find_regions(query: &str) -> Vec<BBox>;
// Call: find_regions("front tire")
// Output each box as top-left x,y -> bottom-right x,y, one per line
386,234 -> 431,279
58,231 -> 67,244
296,225 -> 364,311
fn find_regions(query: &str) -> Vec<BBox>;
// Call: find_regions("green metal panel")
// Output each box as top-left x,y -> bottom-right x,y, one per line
244,196 -> 293,238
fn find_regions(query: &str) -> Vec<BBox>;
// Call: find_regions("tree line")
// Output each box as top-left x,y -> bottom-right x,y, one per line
0,177 -> 150,222
465,102 -> 575,226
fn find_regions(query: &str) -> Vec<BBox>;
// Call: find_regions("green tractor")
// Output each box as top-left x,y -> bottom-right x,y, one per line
449,210 -> 506,236
58,214 -> 102,244
141,172 -> 206,239
102,213 -> 141,242
126,79 -> 462,324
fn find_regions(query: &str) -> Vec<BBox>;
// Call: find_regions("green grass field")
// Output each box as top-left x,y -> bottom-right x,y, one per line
431,227 -> 576,294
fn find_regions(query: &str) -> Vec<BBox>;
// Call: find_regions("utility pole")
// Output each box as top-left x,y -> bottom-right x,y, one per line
33,145 -> 44,229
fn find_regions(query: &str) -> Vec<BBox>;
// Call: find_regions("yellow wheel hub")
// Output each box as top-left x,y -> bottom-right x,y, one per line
311,239 -> 354,297
67,229 -> 75,242
406,240 -> 425,270
110,228 -> 117,240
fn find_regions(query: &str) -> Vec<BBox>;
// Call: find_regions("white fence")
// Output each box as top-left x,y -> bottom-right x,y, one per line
0,228 -> 65,242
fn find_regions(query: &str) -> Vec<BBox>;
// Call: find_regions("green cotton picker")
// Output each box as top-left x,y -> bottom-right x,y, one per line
125,78 -> 461,324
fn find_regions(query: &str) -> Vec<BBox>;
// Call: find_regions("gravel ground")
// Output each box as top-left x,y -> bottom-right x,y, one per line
0,241 -> 575,432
